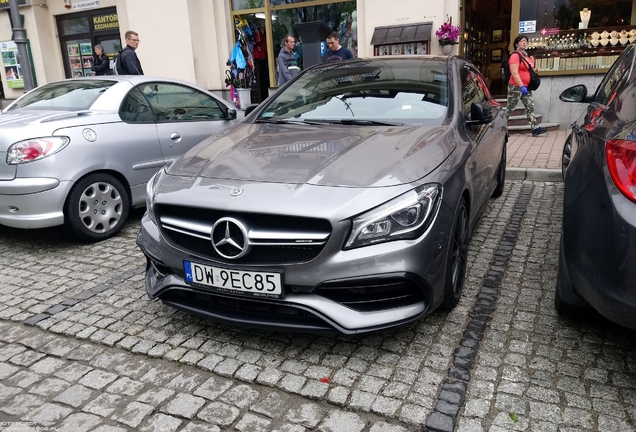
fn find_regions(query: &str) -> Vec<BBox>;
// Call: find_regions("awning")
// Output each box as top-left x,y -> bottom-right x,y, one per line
370,22 -> 433,45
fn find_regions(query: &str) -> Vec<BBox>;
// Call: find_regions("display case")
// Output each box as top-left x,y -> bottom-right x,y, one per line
527,25 -> 636,75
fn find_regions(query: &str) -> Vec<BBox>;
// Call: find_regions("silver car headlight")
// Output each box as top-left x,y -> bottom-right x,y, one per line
7,136 -> 70,165
146,167 -> 167,224
344,184 -> 442,250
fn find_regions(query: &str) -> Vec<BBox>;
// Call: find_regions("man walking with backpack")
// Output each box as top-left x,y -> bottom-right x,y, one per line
116,30 -> 144,75
503,35 -> 545,137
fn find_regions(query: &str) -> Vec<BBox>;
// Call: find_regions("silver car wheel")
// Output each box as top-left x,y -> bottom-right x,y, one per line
77,181 -> 123,234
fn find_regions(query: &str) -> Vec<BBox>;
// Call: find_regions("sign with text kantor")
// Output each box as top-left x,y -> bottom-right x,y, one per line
93,13 -> 119,31
73,0 -> 100,10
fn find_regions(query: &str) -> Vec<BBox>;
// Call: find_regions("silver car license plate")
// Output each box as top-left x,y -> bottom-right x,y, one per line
184,261 -> 283,298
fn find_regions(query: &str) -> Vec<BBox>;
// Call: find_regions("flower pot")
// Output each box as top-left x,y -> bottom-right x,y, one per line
441,44 -> 453,55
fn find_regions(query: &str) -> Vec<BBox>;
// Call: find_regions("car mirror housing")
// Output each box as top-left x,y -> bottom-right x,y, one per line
560,85 -> 592,103
244,104 -> 259,117
466,102 -> 493,126
226,108 -> 238,120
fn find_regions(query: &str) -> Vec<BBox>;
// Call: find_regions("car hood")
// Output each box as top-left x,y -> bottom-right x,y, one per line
167,123 -> 455,187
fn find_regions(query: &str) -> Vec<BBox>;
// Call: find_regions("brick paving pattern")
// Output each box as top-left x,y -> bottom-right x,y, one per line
506,130 -> 567,170
2,181 -> 635,431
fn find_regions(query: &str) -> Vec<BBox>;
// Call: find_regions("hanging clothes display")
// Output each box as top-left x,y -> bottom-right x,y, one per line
226,17 -> 261,109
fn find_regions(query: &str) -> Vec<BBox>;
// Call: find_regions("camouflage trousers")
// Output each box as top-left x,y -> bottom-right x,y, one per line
505,84 -> 538,130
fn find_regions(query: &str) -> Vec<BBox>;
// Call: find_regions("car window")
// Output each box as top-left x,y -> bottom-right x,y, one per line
7,80 -> 116,111
256,60 -> 449,126
137,83 -> 225,122
594,46 -> 635,107
460,66 -> 486,116
119,87 -> 156,123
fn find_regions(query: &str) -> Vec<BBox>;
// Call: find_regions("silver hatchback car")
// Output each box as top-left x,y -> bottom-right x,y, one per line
138,56 -> 507,333
0,76 -> 238,241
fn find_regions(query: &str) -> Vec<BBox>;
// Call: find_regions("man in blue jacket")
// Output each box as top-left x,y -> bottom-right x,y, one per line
118,30 -> 144,75
325,32 -> 353,62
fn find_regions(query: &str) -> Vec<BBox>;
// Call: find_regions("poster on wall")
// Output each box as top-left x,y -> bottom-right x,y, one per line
1,41 -> 24,89
80,43 -> 93,56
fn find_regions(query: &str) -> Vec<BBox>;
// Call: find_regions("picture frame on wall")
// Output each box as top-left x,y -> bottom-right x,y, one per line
492,29 -> 503,42
491,48 -> 502,62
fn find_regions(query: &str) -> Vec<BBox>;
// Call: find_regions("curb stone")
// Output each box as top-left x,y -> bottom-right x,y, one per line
506,168 -> 561,182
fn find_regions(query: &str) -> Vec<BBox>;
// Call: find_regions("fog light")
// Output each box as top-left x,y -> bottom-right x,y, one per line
8,206 -> 19,213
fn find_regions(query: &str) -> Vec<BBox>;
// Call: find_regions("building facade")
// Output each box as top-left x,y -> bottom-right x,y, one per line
1,0 -> 635,127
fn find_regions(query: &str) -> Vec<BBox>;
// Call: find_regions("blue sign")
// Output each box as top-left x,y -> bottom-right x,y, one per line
320,41 -> 326,56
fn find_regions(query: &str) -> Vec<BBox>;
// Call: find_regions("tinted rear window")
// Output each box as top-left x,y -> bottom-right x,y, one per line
7,80 -> 116,111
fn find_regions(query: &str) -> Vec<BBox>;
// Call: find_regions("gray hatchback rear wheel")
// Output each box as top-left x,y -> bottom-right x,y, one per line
65,173 -> 129,242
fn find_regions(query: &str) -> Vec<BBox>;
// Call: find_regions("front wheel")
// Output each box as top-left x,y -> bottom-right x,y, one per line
492,140 -> 506,198
442,198 -> 469,309
65,173 -> 129,242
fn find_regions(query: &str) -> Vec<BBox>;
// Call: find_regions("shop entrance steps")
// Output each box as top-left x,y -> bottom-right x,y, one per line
495,98 -> 560,134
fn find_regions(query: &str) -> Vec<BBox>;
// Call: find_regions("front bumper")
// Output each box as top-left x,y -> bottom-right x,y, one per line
0,178 -> 72,229
137,201 -> 453,333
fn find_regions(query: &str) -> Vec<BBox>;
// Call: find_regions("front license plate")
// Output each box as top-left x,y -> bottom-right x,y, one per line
184,261 -> 283,298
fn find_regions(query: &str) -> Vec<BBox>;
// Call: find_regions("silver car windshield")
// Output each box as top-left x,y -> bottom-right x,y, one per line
7,80 -> 116,111
258,61 -> 449,126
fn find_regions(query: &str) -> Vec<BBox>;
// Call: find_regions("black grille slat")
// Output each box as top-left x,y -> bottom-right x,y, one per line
165,231 -> 323,264
156,205 -> 331,264
314,279 -> 424,312
161,289 -> 332,330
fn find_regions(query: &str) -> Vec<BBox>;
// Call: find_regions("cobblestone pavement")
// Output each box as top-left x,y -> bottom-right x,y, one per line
0,181 -> 635,432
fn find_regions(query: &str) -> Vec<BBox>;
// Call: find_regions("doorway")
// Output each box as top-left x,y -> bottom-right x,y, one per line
462,0 -> 512,96
56,7 -> 121,78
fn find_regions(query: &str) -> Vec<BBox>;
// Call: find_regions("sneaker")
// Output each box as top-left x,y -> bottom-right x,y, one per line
532,126 -> 547,137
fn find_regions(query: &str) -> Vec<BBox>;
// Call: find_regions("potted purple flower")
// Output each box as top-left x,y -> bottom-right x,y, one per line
436,21 -> 461,54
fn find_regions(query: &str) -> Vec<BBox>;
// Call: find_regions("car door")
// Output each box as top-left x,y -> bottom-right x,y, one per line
459,64 -> 495,210
117,87 -> 164,191
139,82 -> 232,164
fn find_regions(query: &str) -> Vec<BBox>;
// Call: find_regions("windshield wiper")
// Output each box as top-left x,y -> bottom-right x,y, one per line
325,119 -> 404,126
255,118 -> 327,125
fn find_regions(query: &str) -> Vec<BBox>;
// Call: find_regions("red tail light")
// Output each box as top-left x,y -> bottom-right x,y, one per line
606,139 -> 636,203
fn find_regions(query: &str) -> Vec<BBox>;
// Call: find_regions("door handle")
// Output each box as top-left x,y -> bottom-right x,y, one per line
170,133 -> 182,144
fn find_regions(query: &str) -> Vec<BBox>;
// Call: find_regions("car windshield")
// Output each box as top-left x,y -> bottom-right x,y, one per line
7,80 -> 116,111
257,60 -> 449,126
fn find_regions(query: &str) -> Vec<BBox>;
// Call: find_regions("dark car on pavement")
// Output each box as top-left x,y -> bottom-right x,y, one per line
137,56 -> 508,334
556,44 -> 636,329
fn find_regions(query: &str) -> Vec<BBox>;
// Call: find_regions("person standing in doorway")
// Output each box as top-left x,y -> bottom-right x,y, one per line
91,44 -> 110,75
276,34 -> 299,86
325,31 -> 353,62
118,30 -> 144,75
505,35 -> 545,137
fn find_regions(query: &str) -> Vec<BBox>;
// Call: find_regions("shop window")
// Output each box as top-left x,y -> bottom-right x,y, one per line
271,1 -> 357,64
232,0 -> 264,9
60,17 -> 90,36
66,39 -> 93,77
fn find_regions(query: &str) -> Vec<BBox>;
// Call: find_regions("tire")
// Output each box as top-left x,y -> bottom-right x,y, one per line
442,197 -> 469,309
65,173 -> 129,242
491,140 -> 506,198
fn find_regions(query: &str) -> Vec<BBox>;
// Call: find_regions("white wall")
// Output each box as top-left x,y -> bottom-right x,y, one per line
357,0 -> 461,57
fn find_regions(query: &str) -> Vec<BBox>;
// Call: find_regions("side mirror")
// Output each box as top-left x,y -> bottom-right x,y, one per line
244,104 -> 259,117
560,85 -> 593,103
226,108 -> 238,120
466,102 -> 494,126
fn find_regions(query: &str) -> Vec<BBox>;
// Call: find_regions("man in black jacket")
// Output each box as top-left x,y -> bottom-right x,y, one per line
118,30 -> 144,75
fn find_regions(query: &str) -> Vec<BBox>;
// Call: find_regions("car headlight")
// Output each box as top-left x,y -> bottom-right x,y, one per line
7,136 -> 70,165
344,184 -> 442,249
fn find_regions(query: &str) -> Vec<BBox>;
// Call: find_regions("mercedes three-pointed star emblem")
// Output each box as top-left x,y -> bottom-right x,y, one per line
210,217 -> 251,259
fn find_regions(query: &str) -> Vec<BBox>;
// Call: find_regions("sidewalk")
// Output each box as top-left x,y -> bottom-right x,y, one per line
506,129 -> 567,181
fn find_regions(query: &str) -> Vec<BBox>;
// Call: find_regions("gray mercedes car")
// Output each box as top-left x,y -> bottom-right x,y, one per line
137,56 -> 507,333
0,76 -> 238,241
